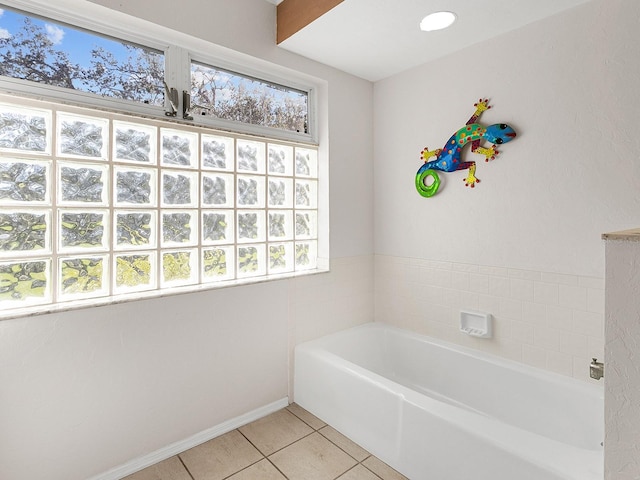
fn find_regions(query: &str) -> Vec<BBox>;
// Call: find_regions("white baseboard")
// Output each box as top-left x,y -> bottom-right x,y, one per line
89,397 -> 289,480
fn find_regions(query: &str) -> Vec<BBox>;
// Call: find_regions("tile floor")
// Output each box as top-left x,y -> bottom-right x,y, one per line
124,403 -> 408,480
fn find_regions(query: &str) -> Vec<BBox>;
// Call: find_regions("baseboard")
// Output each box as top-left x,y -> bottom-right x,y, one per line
89,397 -> 289,480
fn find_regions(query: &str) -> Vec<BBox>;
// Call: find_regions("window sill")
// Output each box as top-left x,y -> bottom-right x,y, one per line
0,266 -> 330,321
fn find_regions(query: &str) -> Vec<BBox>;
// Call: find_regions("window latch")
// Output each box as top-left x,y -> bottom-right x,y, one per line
182,91 -> 194,121
163,81 -> 179,117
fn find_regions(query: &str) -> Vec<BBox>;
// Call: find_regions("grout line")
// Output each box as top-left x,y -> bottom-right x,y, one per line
266,456 -> 291,480
177,455 -> 196,480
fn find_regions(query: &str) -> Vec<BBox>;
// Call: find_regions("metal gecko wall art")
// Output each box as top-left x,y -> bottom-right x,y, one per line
415,99 -> 516,197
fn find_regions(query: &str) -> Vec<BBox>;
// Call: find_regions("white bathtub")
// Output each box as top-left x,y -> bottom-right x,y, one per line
294,323 -> 603,480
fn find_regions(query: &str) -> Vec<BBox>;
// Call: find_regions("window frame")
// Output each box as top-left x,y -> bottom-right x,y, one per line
0,0 -> 317,145
0,0 -> 329,320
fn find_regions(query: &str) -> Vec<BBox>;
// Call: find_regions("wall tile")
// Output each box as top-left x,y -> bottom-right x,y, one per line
488,275 -> 511,297
559,331 -> 588,357
451,271 -> 470,291
478,294 -> 501,317
508,268 -> 541,281
469,274 -> 489,294
540,272 -> 579,286
499,298 -> 523,321
522,302 -> 547,327
522,344 -> 547,369
534,326 -> 561,351
587,288 -> 605,314
546,350 -> 574,376
579,276 -> 605,290
478,265 -> 509,277
452,263 -> 479,273
547,305 -> 574,332
511,321 -> 535,345
558,284 -> 588,310
374,255 -> 605,382
576,310 -> 604,339
509,278 -> 534,302
534,281 -> 559,305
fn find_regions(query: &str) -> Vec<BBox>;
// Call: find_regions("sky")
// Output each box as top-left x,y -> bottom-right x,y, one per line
0,6 -> 141,70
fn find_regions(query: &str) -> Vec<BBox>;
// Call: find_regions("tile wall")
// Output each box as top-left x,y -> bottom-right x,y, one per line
374,255 -> 604,383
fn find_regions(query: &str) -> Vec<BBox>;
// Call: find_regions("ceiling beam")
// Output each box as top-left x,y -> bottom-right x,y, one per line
277,0 -> 344,44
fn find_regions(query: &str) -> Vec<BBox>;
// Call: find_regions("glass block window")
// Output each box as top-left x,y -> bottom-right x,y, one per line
0,94 -> 320,316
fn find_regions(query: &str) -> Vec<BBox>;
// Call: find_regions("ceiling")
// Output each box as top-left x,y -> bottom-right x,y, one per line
268,0 -> 594,82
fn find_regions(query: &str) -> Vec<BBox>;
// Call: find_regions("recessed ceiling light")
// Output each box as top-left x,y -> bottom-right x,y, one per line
420,11 -> 457,32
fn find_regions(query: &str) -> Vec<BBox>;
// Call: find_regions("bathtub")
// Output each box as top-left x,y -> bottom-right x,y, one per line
294,323 -> 603,480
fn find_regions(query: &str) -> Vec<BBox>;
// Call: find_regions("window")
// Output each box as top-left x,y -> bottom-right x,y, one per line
0,3 -> 314,142
0,6 -> 165,106
0,95 -> 319,316
0,1 -> 326,317
190,62 -> 308,134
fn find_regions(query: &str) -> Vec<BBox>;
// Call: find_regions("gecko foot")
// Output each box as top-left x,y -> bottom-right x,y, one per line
476,145 -> 499,162
421,147 -> 441,162
464,174 -> 481,188
473,98 -> 492,114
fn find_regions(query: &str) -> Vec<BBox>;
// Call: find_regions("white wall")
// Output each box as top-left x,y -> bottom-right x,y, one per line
374,0 -> 638,379
604,234 -> 640,480
0,1 -> 374,479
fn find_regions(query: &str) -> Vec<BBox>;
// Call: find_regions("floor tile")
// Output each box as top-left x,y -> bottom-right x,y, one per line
122,456 -> 192,480
337,464 -> 383,480
227,459 -> 287,480
239,409 -> 313,455
362,456 -> 408,480
179,430 -> 263,480
269,431 -> 357,480
319,425 -> 370,462
286,403 -> 326,430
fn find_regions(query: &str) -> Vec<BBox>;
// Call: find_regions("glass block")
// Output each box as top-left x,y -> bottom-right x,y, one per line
114,252 -> 156,293
0,211 -> 50,255
237,244 -> 265,278
0,104 -> 51,154
202,211 -> 234,245
57,112 -> 108,160
161,128 -> 197,168
268,177 -> 293,208
162,170 -> 198,207
162,210 -> 198,246
59,255 -> 108,299
237,210 -> 265,243
268,242 -> 293,274
237,139 -> 265,173
113,121 -> 156,164
237,175 -> 265,208
268,211 -> 293,241
202,246 -> 234,282
0,160 -> 50,205
268,144 -> 293,176
59,162 -> 109,205
295,180 -> 318,208
0,259 -> 50,305
59,210 -> 109,251
202,173 -> 234,208
295,241 -> 318,270
202,134 -> 233,170
161,249 -> 198,286
114,167 -> 156,207
295,147 -> 318,178
115,211 -> 156,250
295,211 -> 318,239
